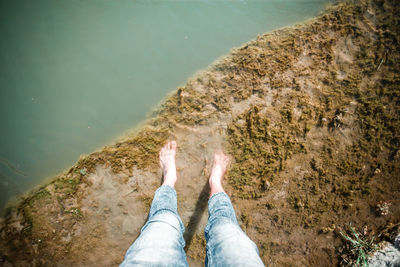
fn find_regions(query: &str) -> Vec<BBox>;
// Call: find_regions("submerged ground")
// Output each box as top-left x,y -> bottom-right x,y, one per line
1,0 -> 399,266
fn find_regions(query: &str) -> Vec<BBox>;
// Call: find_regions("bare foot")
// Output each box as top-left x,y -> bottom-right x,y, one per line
159,141 -> 177,187
209,152 -> 230,197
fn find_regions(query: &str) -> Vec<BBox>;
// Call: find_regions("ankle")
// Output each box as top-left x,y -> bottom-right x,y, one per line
209,187 -> 225,197
162,167 -> 177,187
162,181 -> 175,188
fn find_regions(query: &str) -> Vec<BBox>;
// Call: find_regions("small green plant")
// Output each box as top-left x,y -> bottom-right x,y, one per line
339,224 -> 379,267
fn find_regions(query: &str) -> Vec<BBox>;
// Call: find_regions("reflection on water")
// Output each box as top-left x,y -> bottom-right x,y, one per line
0,0 -> 330,210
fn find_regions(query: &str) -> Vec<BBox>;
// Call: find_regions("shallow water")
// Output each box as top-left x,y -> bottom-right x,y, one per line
0,0 -> 330,210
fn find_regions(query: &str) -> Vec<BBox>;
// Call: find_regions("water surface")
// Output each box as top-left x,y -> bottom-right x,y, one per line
0,0 -> 330,210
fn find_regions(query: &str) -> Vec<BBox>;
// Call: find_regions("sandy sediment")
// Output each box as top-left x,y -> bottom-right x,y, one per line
0,0 -> 399,266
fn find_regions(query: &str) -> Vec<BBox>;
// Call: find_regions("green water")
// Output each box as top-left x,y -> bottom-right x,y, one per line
0,0 -> 330,210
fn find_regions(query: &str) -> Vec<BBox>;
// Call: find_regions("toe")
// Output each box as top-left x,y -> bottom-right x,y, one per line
170,141 -> 177,150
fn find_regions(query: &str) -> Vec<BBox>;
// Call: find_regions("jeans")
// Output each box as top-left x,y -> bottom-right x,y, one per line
120,185 -> 264,267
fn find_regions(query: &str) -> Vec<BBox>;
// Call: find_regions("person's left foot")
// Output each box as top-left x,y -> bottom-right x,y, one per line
159,141 -> 178,187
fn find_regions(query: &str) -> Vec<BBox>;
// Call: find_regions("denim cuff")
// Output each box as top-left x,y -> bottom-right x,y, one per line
205,191 -> 239,237
208,192 -> 228,207
149,185 -> 178,218
148,185 -> 185,234
208,192 -> 235,217
160,184 -> 177,195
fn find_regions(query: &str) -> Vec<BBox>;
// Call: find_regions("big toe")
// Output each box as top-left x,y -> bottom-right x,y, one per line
170,141 -> 177,150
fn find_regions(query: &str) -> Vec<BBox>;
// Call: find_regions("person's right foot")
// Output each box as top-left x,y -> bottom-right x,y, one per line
209,152 -> 230,197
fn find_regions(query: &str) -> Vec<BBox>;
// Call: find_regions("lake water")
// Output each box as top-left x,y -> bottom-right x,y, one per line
0,0 -> 330,211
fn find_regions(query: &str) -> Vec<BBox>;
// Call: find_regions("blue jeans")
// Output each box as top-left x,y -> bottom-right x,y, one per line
120,185 -> 264,267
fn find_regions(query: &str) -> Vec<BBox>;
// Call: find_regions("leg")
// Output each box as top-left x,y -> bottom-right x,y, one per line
120,141 -> 188,267
204,153 -> 264,267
